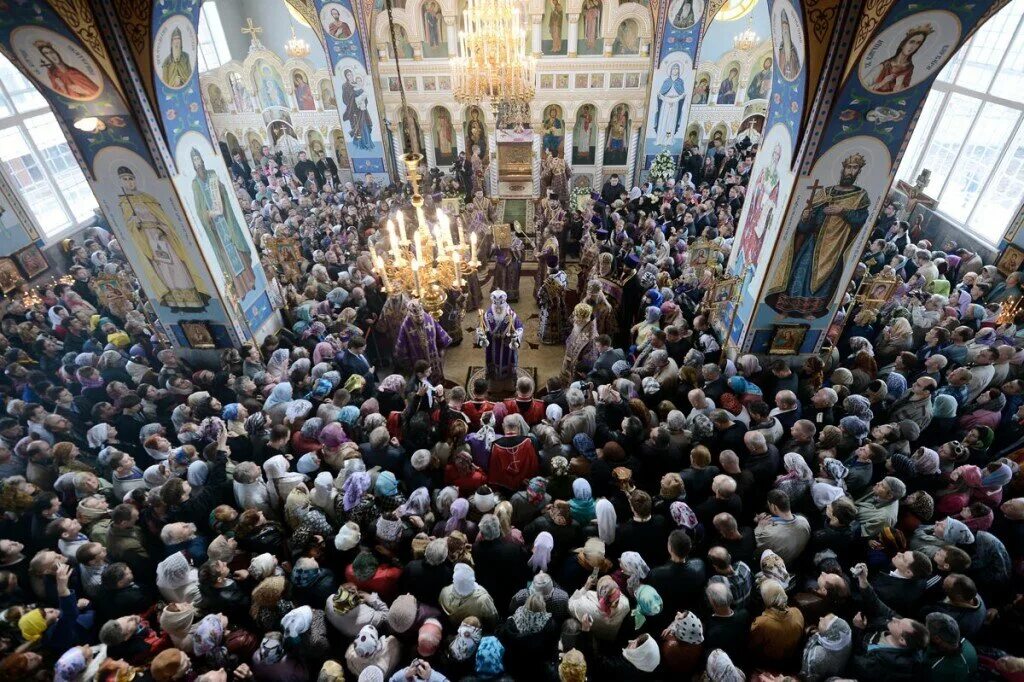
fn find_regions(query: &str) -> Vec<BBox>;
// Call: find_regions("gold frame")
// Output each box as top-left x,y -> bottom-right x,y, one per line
769,323 -> 808,355
855,272 -> 901,308
996,244 -> 1024,277
180,321 -> 217,349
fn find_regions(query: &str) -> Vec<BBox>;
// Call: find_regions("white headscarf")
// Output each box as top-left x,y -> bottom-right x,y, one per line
528,531 -> 553,572
156,552 -> 197,590
281,605 -> 313,638
621,634 -> 660,672
596,498 -> 616,544
310,471 -> 336,510
452,563 -> 477,598
87,424 -> 109,449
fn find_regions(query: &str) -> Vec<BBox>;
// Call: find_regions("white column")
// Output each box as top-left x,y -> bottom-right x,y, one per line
531,15 -> 543,56
446,17 -> 458,55
563,125 -> 573,166
488,132 -> 498,196
455,119 -> 466,156
532,127 -> 542,197
625,122 -> 642,189
594,124 -> 606,188
391,122 -> 407,182
424,130 -> 437,169
602,38 -> 611,57
567,14 -> 580,57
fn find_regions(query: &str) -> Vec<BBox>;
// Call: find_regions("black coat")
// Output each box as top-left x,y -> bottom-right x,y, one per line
474,538 -> 529,615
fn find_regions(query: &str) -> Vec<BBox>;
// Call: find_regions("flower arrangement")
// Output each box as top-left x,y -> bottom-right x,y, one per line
571,185 -> 593,212
648,150 -> 676,183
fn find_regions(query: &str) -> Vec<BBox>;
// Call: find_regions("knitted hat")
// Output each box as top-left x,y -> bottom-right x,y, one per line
425,538 -> 448,566
388,594 -> 418,633
883,476 -> 907,499
839,416 -> 868,439
898,419 -> 921,442
417,618 -> 444,657
889,454 -> 916,480
351,551 -> 379,582
358,667 -> 385,682
375,513 -> 403,543
150,649 -> 184,682
902,491 -> 934,521
942,517 -> 975,545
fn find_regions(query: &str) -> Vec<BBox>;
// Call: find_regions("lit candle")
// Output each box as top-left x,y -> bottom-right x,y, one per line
457,216 -> 466,245
375,254 -> 391,291
412,259 -> 422,297
453,251 -> 463,287
387,219 -> 400,261
397,211 -> 407,244
470,231 -> 477,264
414,229 -> 424,265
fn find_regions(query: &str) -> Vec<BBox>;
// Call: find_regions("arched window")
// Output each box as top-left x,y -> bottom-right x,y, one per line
0,53 -> 97,241
198,1 -> 231,72
896,0 -> 1024,245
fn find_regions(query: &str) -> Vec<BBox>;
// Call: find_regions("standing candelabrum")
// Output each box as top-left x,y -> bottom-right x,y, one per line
372,153 -> 482,318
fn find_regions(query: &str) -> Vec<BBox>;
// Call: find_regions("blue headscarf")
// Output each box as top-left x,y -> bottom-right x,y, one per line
475,636 -> 505,676
644,288 -> 664,309
375,470 -> 399,497
222,403 -> 241,421
727,375 -> 762,396
339,405 -> 360,425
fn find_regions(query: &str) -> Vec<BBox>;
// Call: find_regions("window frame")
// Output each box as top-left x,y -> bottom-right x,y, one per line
198,2 -> 232,73
0,60 -> 98,245
896,0 -> 1024,248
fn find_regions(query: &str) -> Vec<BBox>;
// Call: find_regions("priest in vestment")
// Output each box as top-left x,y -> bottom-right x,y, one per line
394,299 -> 452,383
476,290 -> 523,381
562,303 -> 598,384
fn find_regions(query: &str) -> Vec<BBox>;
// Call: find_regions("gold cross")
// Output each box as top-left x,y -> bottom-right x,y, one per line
241,18 -> 263,41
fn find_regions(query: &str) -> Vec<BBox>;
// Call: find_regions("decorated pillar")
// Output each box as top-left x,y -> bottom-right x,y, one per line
531,15 -> 543,56
567,13 -> 580,57
423,130 -> 437,169
721,0 -> 1006,355
445,16 -> 458,53
310,0 -> 389,181
563,126 -> 574,172
488,131 -> 499,196
390,121 -> 407,181
625,121 -> 642,188
594,124 -> 606,189
532,126 -> 543,197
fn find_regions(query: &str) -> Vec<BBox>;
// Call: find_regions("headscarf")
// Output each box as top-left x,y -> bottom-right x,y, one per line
343,471 -> 372,511
474,636 -> 505,676
596,498 -> 616,544
569,478 -> 595,523
193,613 -> 225,656
621,634 -> 660,672
669,610 -> 704,644
706,649 -> 745,682
670,501 -> 698,529
528,532 -> 554,572
619,551 -> 650,593
281,605 -> 313,639
263,382 -> 293,410
452,563 -> 477,598
54,647 -> 88,682
353,624 -> 382,658
335,521 -> 361,551
512,603 -> 551,634
449,620 -> 483,661
156,552 -> 196,590
727,375 -> 762,396
631,584 -> 662,628
558,649 -> 587,682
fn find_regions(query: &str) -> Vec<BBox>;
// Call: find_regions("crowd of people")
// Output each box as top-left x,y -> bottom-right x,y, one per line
0,130 -> 1023,682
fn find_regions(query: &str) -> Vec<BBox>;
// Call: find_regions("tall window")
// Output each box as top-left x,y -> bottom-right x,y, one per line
0,53 -> 98,241
896,0 -> 1024,246
198,2 -> 231,73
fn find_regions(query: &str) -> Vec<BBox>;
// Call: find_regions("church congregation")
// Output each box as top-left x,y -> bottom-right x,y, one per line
0,0 -> 1023,681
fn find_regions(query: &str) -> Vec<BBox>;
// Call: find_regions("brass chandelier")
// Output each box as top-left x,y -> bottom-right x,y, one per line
372,157 -> 482,317
452,0 -> 535,125
372,0 -> 481,317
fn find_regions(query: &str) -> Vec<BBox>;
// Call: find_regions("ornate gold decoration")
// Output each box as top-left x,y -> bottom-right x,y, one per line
110,0 -> 155,104
842,0 -> 898,83
372,154 -> 481,318
47,0 -> 125,96
451,0 -> 535,128
802,0 -> 843,98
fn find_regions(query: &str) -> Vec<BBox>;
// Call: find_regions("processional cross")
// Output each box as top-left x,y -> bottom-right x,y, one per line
241,18 -> 265,50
